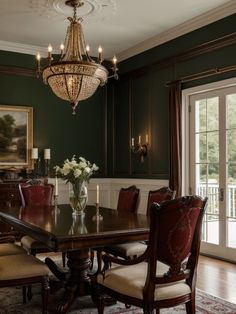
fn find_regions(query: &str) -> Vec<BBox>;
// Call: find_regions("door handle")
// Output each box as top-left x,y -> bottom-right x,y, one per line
219,188 -> 224,202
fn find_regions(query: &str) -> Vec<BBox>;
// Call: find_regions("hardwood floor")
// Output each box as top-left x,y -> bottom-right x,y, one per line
197,255 -> 236,304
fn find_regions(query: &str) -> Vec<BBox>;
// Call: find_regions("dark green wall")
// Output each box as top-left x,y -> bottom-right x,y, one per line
107,14 -> 236,179
0,51 -> 107,177
0,14 -> 236,179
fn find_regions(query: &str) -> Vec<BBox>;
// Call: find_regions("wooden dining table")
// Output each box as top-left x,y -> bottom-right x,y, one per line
0,204 -> 149,313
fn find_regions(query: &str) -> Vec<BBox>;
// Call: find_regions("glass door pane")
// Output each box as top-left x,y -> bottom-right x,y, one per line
195,97 -> 219,245
226,93 -> 236,249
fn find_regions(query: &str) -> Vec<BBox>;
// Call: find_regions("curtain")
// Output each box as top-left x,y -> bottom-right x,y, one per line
169,81 -> 182,197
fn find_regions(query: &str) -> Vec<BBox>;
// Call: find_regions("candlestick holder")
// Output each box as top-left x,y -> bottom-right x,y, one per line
54,194 -> 59,207
44,159 -> 50,177
92,203 -> 103,221
52,195 -> 60,226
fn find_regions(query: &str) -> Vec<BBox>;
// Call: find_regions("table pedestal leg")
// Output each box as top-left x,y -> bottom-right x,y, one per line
56,249 -> 91,314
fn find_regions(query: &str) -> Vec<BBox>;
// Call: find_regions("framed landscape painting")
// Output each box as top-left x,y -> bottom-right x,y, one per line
0,105 -> 33,170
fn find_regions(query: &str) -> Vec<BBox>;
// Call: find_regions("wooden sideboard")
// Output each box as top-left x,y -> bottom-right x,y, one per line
0,180 -> 26,233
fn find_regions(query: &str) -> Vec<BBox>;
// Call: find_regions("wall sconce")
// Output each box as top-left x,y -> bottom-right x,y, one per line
44,148 -> 51,177
31,147 -> 40,177
131,134 -> 149,162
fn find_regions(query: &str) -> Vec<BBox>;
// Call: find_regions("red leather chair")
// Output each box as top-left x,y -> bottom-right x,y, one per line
94,195 -> 208,314
92,185 -> 140,271
117,185 -> 140,213
19,182 -> 54,208
19,181 -> 67,268
146,186 -> 176,216
104,186 -> 176,260
19,181 -> 54,254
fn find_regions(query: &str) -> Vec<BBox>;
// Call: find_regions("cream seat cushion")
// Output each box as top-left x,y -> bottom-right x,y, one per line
97,261 -> 191,301
0,254 -> 50,280
21,235 -> 46,250
0,243 -> 26,256
107,242 -> 147,258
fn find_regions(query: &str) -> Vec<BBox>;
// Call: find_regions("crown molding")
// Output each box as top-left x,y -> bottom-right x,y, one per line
117,0 -> 236,61
0,40 -> 47,56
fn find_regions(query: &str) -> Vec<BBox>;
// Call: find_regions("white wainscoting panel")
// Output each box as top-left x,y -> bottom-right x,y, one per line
49,178 -> 169,214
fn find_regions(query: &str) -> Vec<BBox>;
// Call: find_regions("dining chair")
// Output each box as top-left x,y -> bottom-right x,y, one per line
116,185 -> 140,213
0,252 -> 50,313
93,195 -> 208,314
104,186 -> 176,260
19,181 -> 66,267
91,185 -> 140,271
0,233 -> 49,310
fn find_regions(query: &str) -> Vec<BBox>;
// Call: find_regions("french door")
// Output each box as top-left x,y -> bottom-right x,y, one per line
188,84 -> 236,261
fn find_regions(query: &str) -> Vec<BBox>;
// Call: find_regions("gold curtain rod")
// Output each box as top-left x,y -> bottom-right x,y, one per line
166,64 -> 236,86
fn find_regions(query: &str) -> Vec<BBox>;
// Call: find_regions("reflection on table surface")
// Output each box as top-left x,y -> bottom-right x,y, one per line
0,204 -> 149,240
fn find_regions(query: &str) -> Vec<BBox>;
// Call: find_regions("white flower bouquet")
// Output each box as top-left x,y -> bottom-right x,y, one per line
55,156 -> 99,185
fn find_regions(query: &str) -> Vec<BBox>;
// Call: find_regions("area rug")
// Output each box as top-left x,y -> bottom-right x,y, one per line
0,286 -> 236,314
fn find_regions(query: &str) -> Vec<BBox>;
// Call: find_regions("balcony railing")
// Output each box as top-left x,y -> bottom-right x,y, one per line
197,184 -> 236,218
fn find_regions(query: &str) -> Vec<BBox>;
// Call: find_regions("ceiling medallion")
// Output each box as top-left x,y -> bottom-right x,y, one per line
35,0 -> 118,114
29,0 -> 117,21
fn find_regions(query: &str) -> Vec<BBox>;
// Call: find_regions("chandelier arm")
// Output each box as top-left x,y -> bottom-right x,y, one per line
80,23 -> 93,63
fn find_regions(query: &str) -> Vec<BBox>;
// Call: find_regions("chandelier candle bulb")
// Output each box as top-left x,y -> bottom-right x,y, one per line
36,53 -> 41,65
31,148 -> 38,159
98,46 -> 103,63
112,55 -> 117,70
86,45 -> 90,52
60,43 -> 64,55
96,184 -> 99,204
44,148 -> 51,160
48,44 -> 52,59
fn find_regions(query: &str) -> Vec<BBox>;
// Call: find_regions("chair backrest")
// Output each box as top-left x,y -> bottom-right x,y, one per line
146,186 -> 176,216
143,195 -> 207,299
19,181 -> 54,207
117,185 -> 140,213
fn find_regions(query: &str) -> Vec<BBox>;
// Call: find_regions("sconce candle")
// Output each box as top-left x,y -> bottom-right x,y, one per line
44,148 -> 51,160
138,135 -> 141,144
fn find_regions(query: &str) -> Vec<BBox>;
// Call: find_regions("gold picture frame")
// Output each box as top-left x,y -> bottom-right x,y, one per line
0,105 -> 33,170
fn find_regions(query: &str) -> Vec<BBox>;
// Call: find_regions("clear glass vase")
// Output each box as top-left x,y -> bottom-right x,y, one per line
69,181 -> 88,216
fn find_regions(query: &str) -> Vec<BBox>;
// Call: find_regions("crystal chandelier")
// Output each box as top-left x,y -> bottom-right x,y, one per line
36,0 -> 118,114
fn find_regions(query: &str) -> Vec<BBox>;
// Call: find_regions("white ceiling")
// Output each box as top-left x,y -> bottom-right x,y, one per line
0,0 -> 235,61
